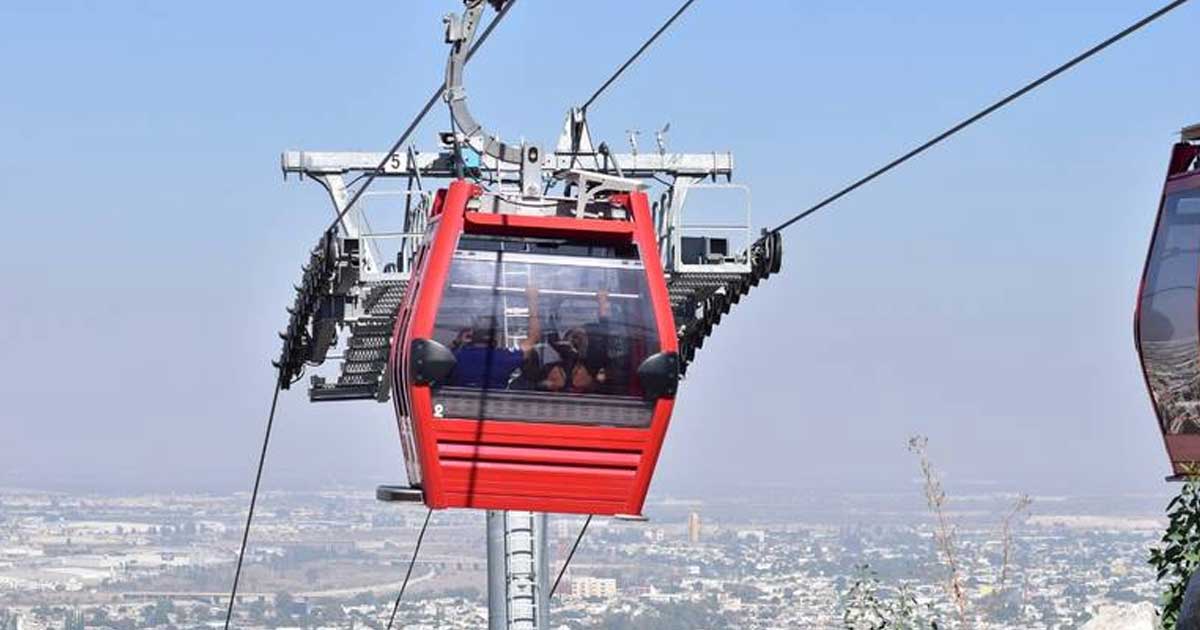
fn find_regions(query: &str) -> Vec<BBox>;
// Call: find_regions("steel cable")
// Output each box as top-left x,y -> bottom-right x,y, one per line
581,0 -> 699,112
222,378 -> 283,629
223,6 -> 513,625
324,0 -> 518,236
385,508 -> 435,629
549,514 -> 592,597
771,0 -> 1192,233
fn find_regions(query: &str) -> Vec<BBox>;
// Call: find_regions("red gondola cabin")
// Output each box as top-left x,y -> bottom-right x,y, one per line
390,178 -> 680,515
1137,123 -> 1200,477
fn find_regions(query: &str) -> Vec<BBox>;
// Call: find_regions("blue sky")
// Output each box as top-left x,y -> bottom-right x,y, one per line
1,0 -> 1197,500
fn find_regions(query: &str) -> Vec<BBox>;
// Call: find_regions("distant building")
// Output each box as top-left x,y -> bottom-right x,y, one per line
0,612 -> 23,630
571,576 -> 618,599
688,512 -> 701,544
737,529 -> 766,544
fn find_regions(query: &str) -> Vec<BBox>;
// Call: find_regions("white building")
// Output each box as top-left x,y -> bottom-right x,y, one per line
571,576 -> 618,599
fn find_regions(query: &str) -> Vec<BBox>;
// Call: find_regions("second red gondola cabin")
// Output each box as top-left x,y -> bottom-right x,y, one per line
1136,123 -> 1200,477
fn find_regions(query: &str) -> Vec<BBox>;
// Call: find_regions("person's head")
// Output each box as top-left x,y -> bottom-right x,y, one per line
451,327 -> 474,349
468,316 -> 500,347
564,327 -> 589,357
527,343 -> 565,391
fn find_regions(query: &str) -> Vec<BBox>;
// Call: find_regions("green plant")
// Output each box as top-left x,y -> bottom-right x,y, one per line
1151,477 -> 1200,628
842,564 -> 940,629
843,564 -> 888,629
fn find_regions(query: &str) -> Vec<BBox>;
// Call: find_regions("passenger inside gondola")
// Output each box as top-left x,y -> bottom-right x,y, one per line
553,290 -> 613,394
443,285 -> 617,394
432,241 -> 661,424
449,287 -> 542,389
509,292 -> 613,394
538,334 -> 601,394
439,276 -> 639,395
525,343 -> 567,391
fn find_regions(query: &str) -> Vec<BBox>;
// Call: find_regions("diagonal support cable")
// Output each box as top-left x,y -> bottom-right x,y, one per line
549,514 -> 592,597
324,0 -> 518,236
771,0 -> 1192,233
222,378 -> 283,629
582,0 -> 698,113
386,508 -> 435,630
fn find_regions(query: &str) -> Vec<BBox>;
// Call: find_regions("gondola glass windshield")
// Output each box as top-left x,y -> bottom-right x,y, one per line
1140,187 -> 1200,434
430,238 -> 661,427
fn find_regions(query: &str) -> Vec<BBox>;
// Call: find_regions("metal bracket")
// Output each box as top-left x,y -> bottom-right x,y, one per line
375,485 -> 426,502
564,169 -> 646,218
664,180 -> 753,274
444,0 -> 541,196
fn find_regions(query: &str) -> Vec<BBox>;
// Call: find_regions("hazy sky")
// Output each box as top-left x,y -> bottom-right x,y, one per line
1,0 -> 1197,500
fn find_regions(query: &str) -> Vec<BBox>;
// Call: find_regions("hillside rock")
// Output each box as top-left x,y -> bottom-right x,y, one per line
1080,602 -> 1157,630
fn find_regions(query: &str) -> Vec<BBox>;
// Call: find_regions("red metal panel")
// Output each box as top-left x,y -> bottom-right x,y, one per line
463,211 -> 635,239
441,462 -> 636,502
1168,143 -> 1200,177
1165,171 -> 1200,195
1167,435 -> 1200,465
624,191 -> 679,516
442,460 -> 636,482
404,181 -> 478,508
433,418 -> 653,449
437,443 -> 642,468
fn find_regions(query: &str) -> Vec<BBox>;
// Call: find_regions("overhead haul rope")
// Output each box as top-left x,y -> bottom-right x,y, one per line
556,0 -> 696,191
385,508 -> 434,630
770,0 -> 1192,233
323,0 -> 518,236
581,0 -> 698,113
549,514 -> 593,597
222,378 -> 284,629
223,8 -> 518,627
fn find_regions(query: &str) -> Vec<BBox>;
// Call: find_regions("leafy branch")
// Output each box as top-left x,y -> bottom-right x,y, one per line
1151,476 -> 1200,629
842,564 -> 940,630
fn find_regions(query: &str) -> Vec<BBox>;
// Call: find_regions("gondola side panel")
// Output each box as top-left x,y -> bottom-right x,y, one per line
390,190 -> 447,495
625,191 -> 680,516
401,180 -> 478,508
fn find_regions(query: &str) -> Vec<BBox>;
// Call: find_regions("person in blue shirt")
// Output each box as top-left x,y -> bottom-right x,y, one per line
450,286 -> 542,389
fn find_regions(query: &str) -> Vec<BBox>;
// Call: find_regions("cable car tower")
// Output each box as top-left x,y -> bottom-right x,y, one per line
270,1 -> 779,626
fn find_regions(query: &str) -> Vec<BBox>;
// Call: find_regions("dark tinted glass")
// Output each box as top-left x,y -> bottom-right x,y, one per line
429,245 -> 660,426
1140,188 -> 1200,433
457,235 -> 640,260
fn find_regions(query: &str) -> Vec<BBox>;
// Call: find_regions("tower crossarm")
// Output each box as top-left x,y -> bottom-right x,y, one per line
280,149 -> 733,180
